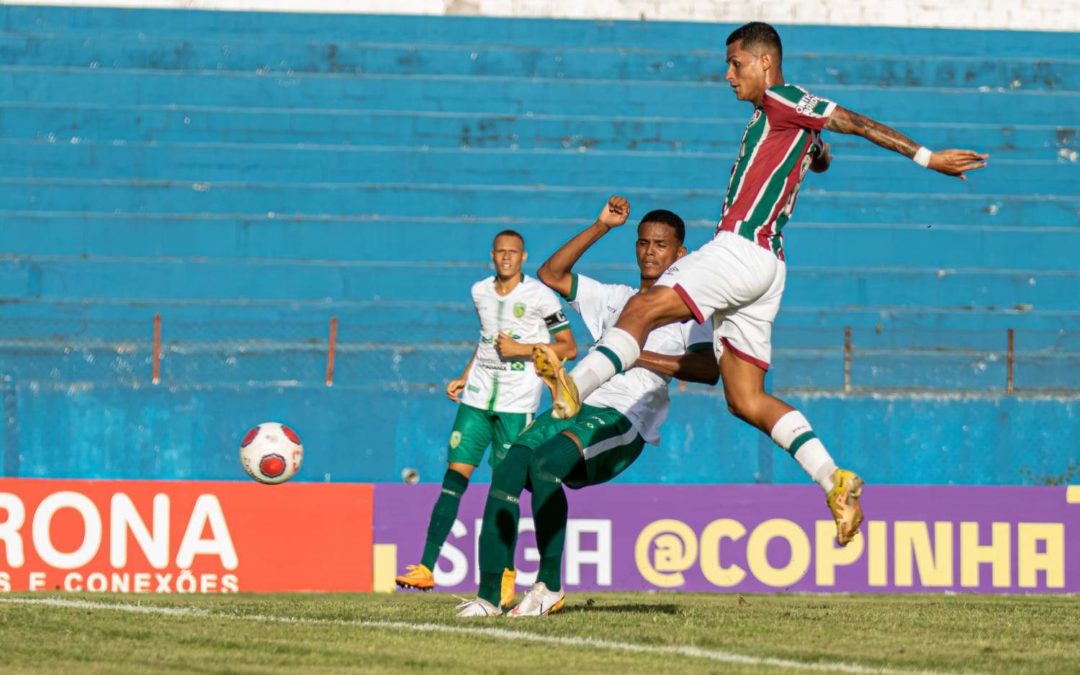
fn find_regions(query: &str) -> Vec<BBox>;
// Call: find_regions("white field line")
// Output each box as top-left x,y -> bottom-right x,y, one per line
0,597 -> 978,675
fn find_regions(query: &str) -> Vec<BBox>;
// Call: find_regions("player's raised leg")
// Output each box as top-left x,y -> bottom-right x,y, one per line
536,286 -> 692,419
719,348 -> 863,545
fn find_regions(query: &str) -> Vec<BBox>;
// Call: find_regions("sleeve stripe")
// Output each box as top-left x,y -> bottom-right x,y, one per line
563,273 -> 579,302
549,323 -> 572,335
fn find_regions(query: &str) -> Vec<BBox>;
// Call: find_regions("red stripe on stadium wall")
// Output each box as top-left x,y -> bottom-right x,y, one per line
0,478 -> 373,593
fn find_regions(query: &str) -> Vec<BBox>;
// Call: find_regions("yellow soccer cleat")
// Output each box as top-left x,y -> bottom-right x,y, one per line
532,344 -> 580,419
395,564 -> 435,591
500,568 -> 518,610
826,469 -> 864,547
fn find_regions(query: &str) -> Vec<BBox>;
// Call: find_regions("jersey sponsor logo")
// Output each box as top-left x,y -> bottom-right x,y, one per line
543,310 -> 567,328
510,361 -> 526,371
795,93 -> 823,116
449,431 -> 462,449
513,302 -> 527,318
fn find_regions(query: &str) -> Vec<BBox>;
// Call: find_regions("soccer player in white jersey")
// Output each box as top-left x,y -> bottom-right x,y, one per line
395,230 -> 577,594
456,197 -> 719,617
534,22 -> 990,547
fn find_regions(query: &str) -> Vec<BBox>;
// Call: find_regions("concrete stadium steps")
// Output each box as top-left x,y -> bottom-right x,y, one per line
1,214 -> 1075,270
0,257 -> 1076,309
3,35 -> 1078,91
2,105 -> 1070,160
0,180 -> 1070,227
3,339 -> 1074,391
5,7 -> 1078,59
8,141 -> 1075,195
6,68 -> 1075,126
1,300 -> 1073,349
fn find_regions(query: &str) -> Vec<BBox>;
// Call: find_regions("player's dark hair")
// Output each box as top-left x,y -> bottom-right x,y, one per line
726,21 -> 783,62
492,229 -> 525,248
639,210 -> 686,244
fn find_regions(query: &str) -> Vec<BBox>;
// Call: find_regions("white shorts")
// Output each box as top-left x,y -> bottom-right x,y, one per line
655,231 -> 785,371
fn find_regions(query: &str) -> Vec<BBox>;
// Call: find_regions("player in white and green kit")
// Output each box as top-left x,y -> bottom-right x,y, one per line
456,197 -> 719,617
396,230 -> 577,595
534,22 -> 990,550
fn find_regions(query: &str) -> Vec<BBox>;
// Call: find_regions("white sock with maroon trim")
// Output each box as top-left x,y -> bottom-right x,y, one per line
770,410 -> 837,493
568,328 -> 641,401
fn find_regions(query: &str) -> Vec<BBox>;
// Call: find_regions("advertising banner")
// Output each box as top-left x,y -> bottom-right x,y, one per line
376,484 -> 1077,594
0,479 -> 373,593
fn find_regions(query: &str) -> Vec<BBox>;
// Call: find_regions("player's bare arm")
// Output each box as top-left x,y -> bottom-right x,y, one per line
825,106 -> 988,180
496,328 -> 577,362
537,195 -> 631,297
446,350 -> 477,402
634,349 -> 720,385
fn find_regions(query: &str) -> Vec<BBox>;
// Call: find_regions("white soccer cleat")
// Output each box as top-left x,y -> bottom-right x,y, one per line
507,582 -> 566,618
455,597 -> 502,618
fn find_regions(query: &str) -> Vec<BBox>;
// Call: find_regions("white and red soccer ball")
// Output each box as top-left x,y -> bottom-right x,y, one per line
239,422 -> 303,484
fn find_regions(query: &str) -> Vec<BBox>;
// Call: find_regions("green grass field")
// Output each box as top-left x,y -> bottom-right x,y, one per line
0,592 -> 1077,673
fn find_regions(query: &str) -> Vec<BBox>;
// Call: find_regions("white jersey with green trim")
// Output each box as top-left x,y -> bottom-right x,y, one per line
460,274 -> 571,414
567,273 -> 713,445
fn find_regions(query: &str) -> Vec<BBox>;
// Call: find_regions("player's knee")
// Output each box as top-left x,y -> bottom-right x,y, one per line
724,390 -> 764,423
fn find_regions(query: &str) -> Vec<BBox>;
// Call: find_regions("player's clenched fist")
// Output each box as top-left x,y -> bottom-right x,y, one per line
597,195 -> 630,229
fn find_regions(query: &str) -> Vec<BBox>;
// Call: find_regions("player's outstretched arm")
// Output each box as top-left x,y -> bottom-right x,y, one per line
537,195 -> 631,297
635,350 -> 720,385
824,106 -> 989,180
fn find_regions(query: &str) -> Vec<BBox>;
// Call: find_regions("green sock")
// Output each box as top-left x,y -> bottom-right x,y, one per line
530,434 -> 582,593
477,444 -> 532,605
419,468 -> 470,570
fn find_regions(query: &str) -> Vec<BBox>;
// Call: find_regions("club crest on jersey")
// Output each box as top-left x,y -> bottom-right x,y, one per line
513,303 -> 526,318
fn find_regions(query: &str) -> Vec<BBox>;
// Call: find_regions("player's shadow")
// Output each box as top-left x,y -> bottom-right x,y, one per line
562,602 -> 680,615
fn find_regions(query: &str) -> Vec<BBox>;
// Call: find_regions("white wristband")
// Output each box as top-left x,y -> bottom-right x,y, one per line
913,146 -> 933,168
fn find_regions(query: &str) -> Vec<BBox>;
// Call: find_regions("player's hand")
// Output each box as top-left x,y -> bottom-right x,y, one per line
495,331 -> 528,359
597,195 -> 630,229
810,142 -> 832,173
928,149 -> 989,181
446,376 -> 466,402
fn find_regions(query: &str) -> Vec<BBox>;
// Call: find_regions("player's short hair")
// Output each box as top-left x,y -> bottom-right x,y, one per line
726,21 -> 783,62
492,229 -> 525,248
639,210 -> 686,244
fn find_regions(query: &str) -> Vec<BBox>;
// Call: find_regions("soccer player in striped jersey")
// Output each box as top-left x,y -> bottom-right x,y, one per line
456,197 -> 719,617
534,22 -> 989,547
395,230 -> 577,596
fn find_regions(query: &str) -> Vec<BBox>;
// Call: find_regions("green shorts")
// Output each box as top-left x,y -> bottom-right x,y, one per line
447,403 -> 533,468
514,404 -> 645,489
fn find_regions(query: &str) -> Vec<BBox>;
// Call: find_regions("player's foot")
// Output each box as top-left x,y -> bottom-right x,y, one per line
455,597 -> 502,618
532,344 -> 580,419
500,568 -> 517,610
395,564 -> 435,591
827,469 -> 864,546
507,582 -> 566,618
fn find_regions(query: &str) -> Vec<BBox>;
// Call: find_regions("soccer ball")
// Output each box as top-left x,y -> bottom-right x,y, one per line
239,422 -> 303,484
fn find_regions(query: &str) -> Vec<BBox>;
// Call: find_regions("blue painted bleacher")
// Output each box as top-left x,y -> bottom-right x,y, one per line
0,6 -> 1076,483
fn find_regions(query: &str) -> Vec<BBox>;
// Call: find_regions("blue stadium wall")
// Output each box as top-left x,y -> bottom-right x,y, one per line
0,6 -> 1077,486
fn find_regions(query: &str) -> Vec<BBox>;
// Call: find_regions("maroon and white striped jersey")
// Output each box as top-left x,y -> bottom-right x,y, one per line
717,83 -> 836,260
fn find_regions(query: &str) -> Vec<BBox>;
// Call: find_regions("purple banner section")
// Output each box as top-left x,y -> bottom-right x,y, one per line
376,484 -> 1078,594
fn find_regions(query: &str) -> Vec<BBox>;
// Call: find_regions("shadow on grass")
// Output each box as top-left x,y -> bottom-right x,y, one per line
562,603 -> 680,615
